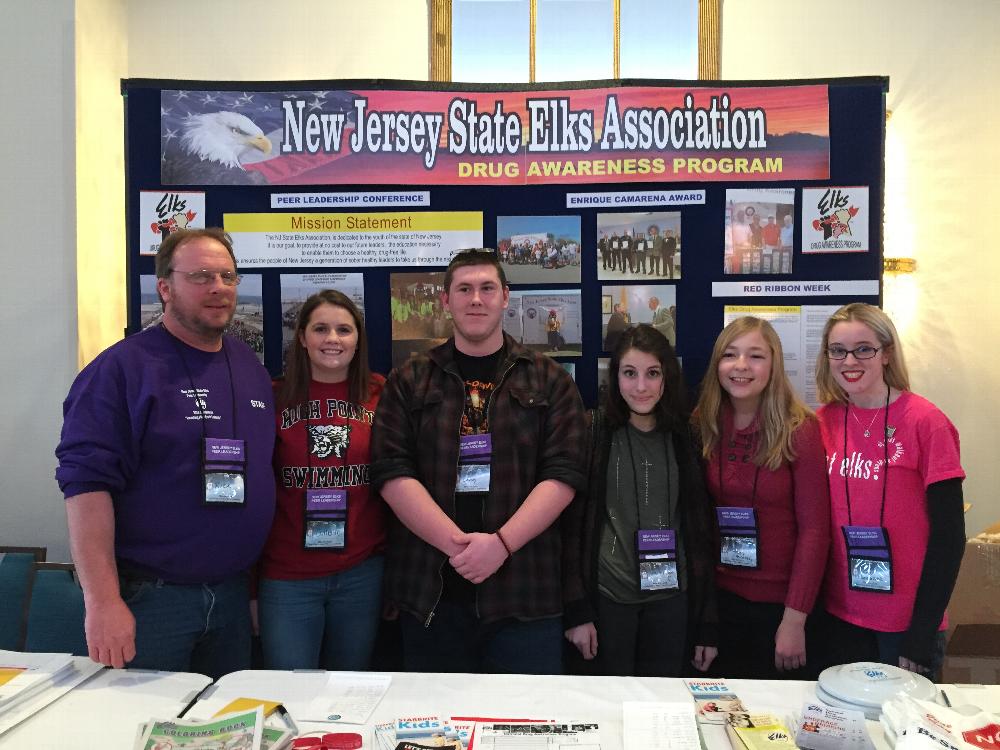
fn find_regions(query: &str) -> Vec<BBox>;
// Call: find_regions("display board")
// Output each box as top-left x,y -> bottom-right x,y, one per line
124,77 -> 886,406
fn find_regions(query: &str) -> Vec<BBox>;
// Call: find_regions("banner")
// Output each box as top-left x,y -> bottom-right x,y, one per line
224,211 -> 483,267
160,84 -> 830,186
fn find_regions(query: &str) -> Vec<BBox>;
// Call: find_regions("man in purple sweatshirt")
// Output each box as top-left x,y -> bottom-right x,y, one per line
55,228 -> 275,678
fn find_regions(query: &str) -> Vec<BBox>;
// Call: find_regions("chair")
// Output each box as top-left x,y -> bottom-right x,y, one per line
0,546 -> 46,650
23,562 -> 88,656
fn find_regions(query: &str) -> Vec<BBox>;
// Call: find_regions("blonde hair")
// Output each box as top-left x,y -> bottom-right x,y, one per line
815,303 -> 910,404
694,317 -> 813,470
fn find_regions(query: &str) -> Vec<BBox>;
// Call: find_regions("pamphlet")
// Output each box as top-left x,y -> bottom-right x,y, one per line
683,680 -> 745,725
725,713 -> 797,750
795,702 -> 874,750
374,716 -> 474,750
305,672 -> 391,723
475,721 -> 601,750
135,706 -> 264,750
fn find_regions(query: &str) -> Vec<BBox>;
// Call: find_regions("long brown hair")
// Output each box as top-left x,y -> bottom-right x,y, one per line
605,324 -> 687,432
277,290 -> 371,411
694,316 -> 813,470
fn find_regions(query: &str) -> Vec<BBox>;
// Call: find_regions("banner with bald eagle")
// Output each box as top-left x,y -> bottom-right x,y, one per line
158,85 -> 830,186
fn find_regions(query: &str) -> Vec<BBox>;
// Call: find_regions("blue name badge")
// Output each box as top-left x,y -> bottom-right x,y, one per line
843,525 -> 893,593
636,529 -> 678,591
304,488 -> 348,550
456,433 -> 492,493
716,506 -> 759,568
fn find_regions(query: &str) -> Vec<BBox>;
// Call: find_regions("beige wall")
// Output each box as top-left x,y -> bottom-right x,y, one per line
722,0 -> 1000,536
126,0 -> 429,80
0,0 -> 78,561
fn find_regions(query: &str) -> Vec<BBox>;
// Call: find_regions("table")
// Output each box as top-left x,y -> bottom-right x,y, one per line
5,667 -> 996,749
185,671 -> 1000,750
1,658 -> 210,748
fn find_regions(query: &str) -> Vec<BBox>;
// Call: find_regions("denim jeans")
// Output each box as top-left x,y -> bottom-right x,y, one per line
120,572 -> 251,680
258,555 -> 383,671
399,599 -> 563,674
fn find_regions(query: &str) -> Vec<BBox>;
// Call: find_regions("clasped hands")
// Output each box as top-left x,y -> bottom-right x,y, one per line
448,531 -> 509,584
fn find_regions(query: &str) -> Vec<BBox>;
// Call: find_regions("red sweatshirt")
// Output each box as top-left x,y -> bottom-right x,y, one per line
704,408 -> 830,613
260,376 -> 386,580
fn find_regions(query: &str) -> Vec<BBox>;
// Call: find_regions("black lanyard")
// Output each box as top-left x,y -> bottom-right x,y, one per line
843,385 -> 890,526
163,325 -> 237,440
623,426 -> 672,529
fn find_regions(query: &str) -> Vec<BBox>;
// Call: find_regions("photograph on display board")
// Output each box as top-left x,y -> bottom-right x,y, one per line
140,273 -> 265,363
504,289 -> 582,358
601,284 -> 677,352
724,188 -> 795,275
597,211 -> 682,281
801,186 -> 869,253
137,190 -> 205,256
280,273 -> 365,360
497,215 -> 582,284
390,271 -> 452,370
560,362 -> 576,381
597,357 -> 611,404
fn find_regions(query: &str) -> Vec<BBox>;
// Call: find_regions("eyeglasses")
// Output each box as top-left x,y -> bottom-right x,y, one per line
827,345 -> 880,360
169,269 -> 242,286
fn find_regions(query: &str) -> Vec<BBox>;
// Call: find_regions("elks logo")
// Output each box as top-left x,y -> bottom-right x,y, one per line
308,424 -> 350,460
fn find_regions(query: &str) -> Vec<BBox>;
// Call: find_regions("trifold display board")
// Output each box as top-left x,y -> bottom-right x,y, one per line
123,76 -> 886,408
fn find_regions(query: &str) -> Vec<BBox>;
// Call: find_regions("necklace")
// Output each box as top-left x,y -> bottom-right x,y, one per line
850,402 -> 884,438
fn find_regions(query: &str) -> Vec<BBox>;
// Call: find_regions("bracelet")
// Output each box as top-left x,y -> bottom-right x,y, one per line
495,529 -> 513,558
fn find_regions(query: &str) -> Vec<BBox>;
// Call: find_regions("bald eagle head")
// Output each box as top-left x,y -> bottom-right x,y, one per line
181,111 -> 272,169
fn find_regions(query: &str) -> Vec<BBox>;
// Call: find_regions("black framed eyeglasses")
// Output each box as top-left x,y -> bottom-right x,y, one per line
827,345 -> 880,360
169,269 -> 242,286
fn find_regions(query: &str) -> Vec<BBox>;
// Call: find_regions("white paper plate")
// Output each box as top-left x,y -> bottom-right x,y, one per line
818,662 -> 936,708
815,684 -> 883,720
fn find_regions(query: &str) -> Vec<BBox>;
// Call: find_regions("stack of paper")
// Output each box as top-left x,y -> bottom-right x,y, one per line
373,715 -> 475,750
725,713 -> 797,750
0,650 -> 76,717
134,706 -> 273,750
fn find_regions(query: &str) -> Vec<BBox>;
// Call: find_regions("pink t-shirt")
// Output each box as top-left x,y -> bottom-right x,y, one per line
817,391 -> 965,632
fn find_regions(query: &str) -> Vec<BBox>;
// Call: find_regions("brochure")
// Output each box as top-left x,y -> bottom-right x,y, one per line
135,706 -> 264,750
726,713 -> 797,750
683,679 -> 745,725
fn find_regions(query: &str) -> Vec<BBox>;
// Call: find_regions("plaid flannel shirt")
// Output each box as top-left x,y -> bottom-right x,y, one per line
371,334 -> 587,624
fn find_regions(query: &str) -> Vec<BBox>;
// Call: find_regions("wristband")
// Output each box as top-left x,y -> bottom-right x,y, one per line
496,529 -> 513,558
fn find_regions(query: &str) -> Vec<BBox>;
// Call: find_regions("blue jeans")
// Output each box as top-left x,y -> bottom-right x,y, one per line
120,573 -> 251,680
258,555 -> 383,671
399,599 -> 563,674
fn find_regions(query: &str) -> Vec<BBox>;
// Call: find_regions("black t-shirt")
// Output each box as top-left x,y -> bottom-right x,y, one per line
444,343 -> 505,602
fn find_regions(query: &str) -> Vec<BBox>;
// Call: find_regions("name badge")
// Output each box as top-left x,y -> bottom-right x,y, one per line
716,506 -> 759,568
304,488 -> 348,550
843,525 -> 893,593
456,433 -> 491,493
636,529 -> 679,591
203,438 -> 246,506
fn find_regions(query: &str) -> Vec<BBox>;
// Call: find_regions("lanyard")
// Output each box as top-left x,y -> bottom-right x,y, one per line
163,325 -> 237,440
843,384 -> 890,526
623,425 -> 672,529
